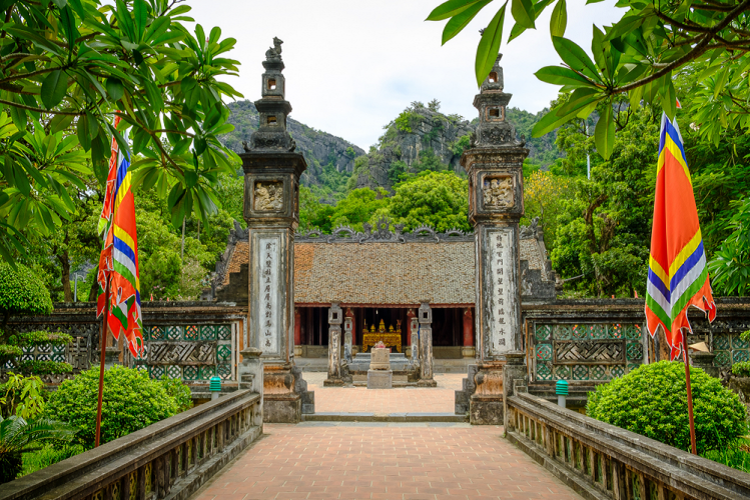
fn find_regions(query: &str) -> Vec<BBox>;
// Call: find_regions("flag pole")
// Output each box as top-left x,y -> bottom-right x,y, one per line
95,275 -> 110,448
681,333 -> 697,454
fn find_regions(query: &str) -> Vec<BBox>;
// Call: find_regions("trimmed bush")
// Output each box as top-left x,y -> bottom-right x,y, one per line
587,361 -> 747,454
732,361 -> 750,378
43,366 -> 181,448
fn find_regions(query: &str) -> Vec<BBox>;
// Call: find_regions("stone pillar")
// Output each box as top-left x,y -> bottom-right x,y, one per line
242,38 -> 313,423
417,301 -> 437,387
462,308 -> 475,358
456,55 -> 529,424
293,308 -> 302,357
344,308 -> 354,363
324,302 -> 345,386
408,309 -> 419,363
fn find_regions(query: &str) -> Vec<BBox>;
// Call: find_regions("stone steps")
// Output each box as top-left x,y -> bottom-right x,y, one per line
301,412 -> 468,423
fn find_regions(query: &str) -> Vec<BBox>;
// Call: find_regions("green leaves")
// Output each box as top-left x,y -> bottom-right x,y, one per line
510,0 -> 535,30
426,0 -> 486,20
442,0 -> 493,45
594,104 -> 614,159
549,0 -> 566,37
41,70 -> 68,110
475,2 -> 507,87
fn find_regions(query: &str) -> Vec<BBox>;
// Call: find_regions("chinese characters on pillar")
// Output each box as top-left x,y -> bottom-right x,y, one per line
258,237 -> 279,355
489,229 -> 516,355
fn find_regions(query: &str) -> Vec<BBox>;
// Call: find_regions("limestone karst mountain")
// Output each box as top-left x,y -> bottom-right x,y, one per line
220,99 -> 560,199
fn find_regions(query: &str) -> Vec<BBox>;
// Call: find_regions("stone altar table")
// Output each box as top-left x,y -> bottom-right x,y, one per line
367,346 -> 392,389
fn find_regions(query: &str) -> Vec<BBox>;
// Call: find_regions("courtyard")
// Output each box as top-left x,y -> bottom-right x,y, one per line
192,423 -> 582,500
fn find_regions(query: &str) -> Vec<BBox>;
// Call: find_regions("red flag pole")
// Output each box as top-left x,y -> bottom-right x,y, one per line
94,275 -> 110,448
682,333 -> 697,454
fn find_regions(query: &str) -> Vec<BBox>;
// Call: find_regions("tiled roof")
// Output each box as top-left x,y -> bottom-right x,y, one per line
295,242 -> 475,305
221,238 -> 546,306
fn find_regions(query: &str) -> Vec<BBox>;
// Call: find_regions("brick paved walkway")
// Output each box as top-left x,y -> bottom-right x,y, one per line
193,423 -> 582,500
303,373 -> 463,414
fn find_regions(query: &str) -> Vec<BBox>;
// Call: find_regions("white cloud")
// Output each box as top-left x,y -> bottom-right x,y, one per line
184,0 -> 623,149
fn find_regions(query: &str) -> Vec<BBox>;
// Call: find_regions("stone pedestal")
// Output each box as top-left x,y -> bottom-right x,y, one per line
367,370 -> 393,389
367,347 -> 393,389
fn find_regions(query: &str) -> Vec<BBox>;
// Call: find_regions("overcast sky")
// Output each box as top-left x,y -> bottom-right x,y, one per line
185,0 -> 623,150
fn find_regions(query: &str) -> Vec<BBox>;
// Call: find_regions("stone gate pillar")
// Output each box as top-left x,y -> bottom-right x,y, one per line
409,309 -> 419,363
417,302 -> 437,387
456,55 -> 529,424
242,38 -> 314,422
324,302 -> 345,386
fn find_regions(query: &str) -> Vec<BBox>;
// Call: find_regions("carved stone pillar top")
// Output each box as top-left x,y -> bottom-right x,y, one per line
328,302 -> 343,325
418,302 -> 432,325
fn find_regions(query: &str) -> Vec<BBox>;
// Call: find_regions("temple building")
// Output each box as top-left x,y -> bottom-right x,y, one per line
207,218 -> 556,359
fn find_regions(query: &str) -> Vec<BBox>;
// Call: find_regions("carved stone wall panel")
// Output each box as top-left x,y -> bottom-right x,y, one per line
553,340 -> 625,365
147,341 -> 217,365
253,180 -> 284,211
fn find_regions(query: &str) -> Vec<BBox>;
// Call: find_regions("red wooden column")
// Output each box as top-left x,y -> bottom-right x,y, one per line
345,308 -> 355,345
462,307 -> 475,358
294,308 -> 302,346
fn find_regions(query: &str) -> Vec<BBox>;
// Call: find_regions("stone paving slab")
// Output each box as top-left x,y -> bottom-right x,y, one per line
193,423 -> 583,500
302,413 -> 466,423
304,373 -> 463,414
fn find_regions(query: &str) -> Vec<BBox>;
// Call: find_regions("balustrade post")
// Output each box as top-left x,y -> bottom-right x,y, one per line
657,483 -> 666,500
612,460 -> 623,500
589,448 -> 596,480
545,425 -> 555,458
121,474 -> 131,500
137,464 -> 146,500
218,422 -> 224,452
637,472 -> 647,500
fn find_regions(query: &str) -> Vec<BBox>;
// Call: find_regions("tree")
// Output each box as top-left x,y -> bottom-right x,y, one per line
521,169 -> 574,253
0,263 -> 73,375
0,0 -> 242,263
387,171 -> 470,232
427,0 -> 750,157
328,188 -> 389,232
708,198 -> 750,296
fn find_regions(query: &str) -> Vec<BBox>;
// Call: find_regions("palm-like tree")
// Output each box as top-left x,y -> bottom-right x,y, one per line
0,415 -> 75,484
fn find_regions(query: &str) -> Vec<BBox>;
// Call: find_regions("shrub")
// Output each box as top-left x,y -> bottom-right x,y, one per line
0,416 -> 75,484
19,444 -> 85,477
43,366 -> 179,448
159,377 -> 193,413
587,361 -> 747,454
732,361 -> 750,378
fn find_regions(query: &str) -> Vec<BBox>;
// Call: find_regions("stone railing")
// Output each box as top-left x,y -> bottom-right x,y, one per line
0,348 -> 264,500
506,391 -> 750,500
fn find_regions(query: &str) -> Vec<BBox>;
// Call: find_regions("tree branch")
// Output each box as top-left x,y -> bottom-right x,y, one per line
0,98 -> 84,116
613,0 -> 750,94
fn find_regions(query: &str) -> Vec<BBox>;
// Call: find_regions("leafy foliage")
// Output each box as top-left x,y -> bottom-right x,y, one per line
587,361 -> 747,455
159,376 -> 193,413
0,373 -> 46,420
388,171 -> 470,232
0,415 -> 75,484
707,198 -> 750,296
428,0 -> 750,158
42,365 -> 182,448
0,263 -> 53,323
732,360 -> 750,378
19,443 -> 85,478
0,0 -> 243,263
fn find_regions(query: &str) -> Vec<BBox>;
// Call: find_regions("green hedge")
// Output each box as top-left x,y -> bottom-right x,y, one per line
587,361 -> 747,454
42,366 -> 182,448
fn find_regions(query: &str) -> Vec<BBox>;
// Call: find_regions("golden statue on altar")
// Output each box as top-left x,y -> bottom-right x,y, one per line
362,319 -> 402,353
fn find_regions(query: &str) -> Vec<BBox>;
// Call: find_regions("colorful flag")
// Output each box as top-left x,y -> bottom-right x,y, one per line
97,117 -> 144,357
645,113 -> 716,360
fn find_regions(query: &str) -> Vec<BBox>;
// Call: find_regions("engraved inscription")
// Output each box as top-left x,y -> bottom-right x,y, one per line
258,237 -> 279,354
489,230 -> 516,354
554,340 -> 625,365
148,342 -> 216,365
483,176 -> 514,209
254,181 -> 283,211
